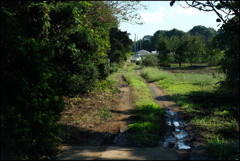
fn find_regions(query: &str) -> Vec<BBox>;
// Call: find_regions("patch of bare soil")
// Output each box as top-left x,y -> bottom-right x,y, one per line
56,71 -> 137,155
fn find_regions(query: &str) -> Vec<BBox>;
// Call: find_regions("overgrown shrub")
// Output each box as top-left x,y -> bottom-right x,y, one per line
1,37 -> 65,160
1,1 -> 132,159
136,60 -> 141,65
98,59 -> 110,79
142,54 -> 159,67
110,62 -> 119,73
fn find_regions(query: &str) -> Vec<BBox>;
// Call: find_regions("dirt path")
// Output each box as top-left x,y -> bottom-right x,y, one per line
56,68 -> 213,160
136,69 -> 214,160
56,71 -> 135,159
57,71 -> 180,160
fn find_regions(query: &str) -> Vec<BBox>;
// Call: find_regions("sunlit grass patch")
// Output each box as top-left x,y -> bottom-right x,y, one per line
163,83 -> 211,95
123,70 -> 164,146
174,73 -> 220,86
123,71 -> 154,106
136,104 -> 164,123
141,67 -> 176,82
124,71 -> 144,82
140,67 -> 239,159
127,121 -> 159,133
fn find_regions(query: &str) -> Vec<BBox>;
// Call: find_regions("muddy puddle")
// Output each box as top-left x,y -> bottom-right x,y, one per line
161,110 -> 191,150
145,81 -> 192,151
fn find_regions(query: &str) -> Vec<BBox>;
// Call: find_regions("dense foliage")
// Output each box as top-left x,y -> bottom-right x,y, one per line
108,27 -> 133,66
132,27 -> 218,67
170,0 -> 239,97
141,54 -> 159,67
215,16 -> 239,96
152,27 -> 214,67
1,1 -> 144,159
1,1 -> 66,159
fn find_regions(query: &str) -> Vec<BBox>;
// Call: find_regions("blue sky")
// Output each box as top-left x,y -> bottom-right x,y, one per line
119,1 -> 224,41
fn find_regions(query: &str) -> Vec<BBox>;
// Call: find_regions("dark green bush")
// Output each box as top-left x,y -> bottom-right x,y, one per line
1,37 -> 65,160
136,60 -> 141,65
142,54 -> 159,67
159,62 -> 171,67
1,1 -> 131,159
99,59 -> 110,79
1,2 -> 65,159
110,62 -> 119,73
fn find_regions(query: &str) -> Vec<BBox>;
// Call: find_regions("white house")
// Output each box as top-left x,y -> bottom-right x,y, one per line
130,54 -> 141,63
136,50 -> 150,57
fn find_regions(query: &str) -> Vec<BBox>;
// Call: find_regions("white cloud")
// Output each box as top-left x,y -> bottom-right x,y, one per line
158,5 -> 165,11
166,11 -> 174,17
172,5 -> 198,16
140,11 -> 165,23
158,5 -> 174,17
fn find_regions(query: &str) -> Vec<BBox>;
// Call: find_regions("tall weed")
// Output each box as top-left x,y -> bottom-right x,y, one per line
141,67 -> 176,82
141,54 -> 159,67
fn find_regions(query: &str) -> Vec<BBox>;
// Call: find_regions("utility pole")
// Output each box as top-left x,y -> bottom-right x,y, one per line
134,33 -> 136,53
140,39 -> 141,50
137,36 -> 138,52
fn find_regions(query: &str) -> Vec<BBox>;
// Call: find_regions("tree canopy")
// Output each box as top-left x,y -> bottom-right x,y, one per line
1,1 -> 146,159
170,0 -> 239,96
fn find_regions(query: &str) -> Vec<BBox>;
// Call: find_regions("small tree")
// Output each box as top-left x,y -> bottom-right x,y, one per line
156,36 -> 170,67
185,35 -> 206,66
175,41 -> 187,67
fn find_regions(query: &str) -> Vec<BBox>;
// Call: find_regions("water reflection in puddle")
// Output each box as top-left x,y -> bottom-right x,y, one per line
173,121 -> 180,127
174,131 -> 188,139
162,110 -> 191,150
166,110 -> 177,116
163,135 -> 176,148
167,120 -> 171,126
176,141 -> 191,149
175,128 -> 180,132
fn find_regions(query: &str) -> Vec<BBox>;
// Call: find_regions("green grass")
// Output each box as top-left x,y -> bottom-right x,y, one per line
140,66 -> 239,160
123,68 -> 164,146
170,63 -> 191,67
174,73 -> 220,86
141,67 -> 176,82
206,137 -> 239,160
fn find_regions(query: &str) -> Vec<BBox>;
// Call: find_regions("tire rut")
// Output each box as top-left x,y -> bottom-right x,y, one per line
136,68 -> 215,160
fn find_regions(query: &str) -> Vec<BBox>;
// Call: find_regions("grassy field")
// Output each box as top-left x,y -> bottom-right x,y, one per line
141,66 -> 239,160
123,67 -> 165,146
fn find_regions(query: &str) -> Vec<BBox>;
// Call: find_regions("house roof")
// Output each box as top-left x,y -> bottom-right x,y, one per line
136,50 -> 150,54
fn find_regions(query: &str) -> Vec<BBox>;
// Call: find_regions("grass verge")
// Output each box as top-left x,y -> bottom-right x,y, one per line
123,69 -> 164,146
141,66 -> 239,160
